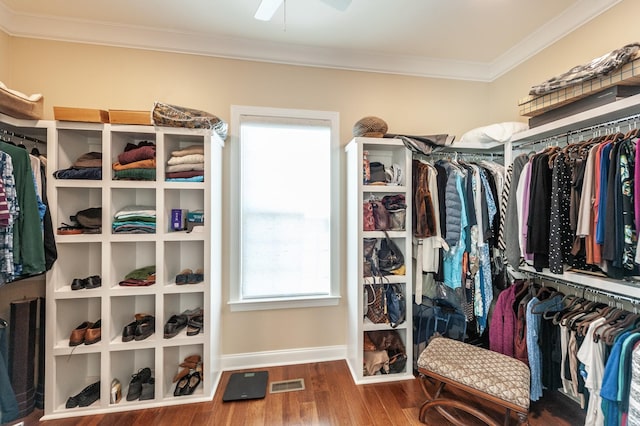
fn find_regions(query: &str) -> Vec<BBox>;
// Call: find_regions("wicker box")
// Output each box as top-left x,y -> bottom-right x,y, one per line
519,55 -> 640,117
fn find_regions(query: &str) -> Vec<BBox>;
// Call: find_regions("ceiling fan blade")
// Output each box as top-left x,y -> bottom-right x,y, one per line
254,0 -> 284,21
319,0 -> 352,12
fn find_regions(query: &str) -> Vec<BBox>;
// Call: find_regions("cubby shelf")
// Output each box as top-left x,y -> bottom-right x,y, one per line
41,120 -> 223,420
345,137 -> 414,384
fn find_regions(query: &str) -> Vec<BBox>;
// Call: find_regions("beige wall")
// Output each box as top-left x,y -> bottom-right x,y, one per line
490,0 -> 640,122
2,0 -> 637,357
0,30 -> 9,82
6,37 -> 491,356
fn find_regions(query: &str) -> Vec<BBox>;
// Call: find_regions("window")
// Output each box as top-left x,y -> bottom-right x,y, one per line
229,106 -> 340,311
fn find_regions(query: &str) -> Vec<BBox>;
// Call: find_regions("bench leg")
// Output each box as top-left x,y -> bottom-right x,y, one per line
516,412 -> 529,425
418,376 -> 501,426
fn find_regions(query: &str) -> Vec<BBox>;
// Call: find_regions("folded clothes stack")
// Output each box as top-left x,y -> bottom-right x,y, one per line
165,144 -> 204,182
112,141 -> 156,181
112,205 -> 156,234
53,151 -> 102,180
119,265 -> 156,286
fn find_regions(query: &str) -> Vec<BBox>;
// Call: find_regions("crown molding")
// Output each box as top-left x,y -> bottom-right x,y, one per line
488,0 -> 624,80
0,0 -> 623,82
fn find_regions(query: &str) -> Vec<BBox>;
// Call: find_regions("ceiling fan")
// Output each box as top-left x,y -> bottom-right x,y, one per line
254,0 -> 352,21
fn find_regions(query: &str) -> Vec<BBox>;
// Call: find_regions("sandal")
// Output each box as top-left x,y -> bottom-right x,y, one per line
175,269 -> 192,285
187,314 -> 203,336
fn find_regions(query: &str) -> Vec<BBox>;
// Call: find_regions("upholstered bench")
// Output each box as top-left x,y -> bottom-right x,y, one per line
417,337 -> 530,426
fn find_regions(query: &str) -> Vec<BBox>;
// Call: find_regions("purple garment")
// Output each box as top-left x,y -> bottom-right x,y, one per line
489,284 -> 517,357
521,160 -> 533,262
635,138 -> 640,234
0,178 -> 9,227
117,145 -> 156,165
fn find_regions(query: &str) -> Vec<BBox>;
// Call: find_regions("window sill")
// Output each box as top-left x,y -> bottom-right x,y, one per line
228,295 -> 341,312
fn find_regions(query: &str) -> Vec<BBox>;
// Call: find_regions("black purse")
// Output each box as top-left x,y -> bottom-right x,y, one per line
378,231 -> 404,274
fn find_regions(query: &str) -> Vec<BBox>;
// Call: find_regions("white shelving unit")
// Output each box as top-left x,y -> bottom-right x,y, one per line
42,121 -> 223,420
346,137 -> 414,384
511,92 -> 640,300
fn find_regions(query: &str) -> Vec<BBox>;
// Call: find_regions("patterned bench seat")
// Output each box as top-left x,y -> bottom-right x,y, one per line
417,336 -> 530,426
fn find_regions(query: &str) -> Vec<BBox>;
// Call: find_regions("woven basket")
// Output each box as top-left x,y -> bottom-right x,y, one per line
353,116 -> 388,138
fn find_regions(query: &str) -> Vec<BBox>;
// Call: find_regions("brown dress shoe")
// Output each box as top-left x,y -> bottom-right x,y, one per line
84,319 -> 102,345
69,321 -> 93,346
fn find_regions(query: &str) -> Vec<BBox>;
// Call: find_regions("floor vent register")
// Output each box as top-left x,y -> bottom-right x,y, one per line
269,378 -> 305,394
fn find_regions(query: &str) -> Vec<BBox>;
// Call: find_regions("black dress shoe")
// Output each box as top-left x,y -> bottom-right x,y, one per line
181,371 -> 201,396
135,316 -> 155,341
71,278 -> 86,291
122,320 -> 138,342
84,275 -> 102,289
66,381 -> 100,408
164,314 -> 188,338
174,374 -> 189,397
127,368 -> 152,401
139,377 -> 155,401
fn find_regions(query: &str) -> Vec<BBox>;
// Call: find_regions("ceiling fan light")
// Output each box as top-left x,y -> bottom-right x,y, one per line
254,0 -> 284,21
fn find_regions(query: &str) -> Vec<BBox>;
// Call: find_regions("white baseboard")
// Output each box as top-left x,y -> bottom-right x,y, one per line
220,345 -> 347,371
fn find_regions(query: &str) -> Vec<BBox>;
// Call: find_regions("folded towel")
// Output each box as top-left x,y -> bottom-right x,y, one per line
171,144 -> 204,157
117,145 -> 156,165
113,168 -> 156,181
165,170 -> 204,179
112,158 -> 156,171
73,152 -> 102,168
166,163 -> 204,173
167,154 -> 204,165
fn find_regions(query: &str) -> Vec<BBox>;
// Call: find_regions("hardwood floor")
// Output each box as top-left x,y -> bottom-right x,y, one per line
19,360 -> 585,425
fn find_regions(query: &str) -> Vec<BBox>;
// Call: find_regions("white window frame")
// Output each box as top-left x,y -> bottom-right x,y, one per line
228,105 -> 341,311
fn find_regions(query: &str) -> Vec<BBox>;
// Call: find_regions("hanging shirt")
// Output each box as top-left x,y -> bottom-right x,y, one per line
576,317 -> 607,426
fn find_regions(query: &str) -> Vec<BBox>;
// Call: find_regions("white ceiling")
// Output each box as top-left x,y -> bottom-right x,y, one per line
0,0 -> 623,81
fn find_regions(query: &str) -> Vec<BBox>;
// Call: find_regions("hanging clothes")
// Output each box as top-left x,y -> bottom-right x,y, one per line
0,141 -> 45,279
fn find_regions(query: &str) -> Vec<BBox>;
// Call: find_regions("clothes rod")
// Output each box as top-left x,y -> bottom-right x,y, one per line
517,112 -> 640,150
0,128 -> 45,145
521,269 -> 640,305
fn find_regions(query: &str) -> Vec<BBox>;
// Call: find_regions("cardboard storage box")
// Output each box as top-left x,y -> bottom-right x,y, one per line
54,106 -> 109,123
109,109 -> 152,125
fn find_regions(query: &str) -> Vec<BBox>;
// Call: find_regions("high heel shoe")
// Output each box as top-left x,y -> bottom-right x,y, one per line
110,378 -> 122,404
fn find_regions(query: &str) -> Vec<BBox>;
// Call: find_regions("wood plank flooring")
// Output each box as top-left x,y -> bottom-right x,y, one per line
20,360 -> 585,425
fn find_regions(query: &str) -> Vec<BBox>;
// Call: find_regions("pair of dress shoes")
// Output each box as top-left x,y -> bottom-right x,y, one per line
66,380 -> 100,408
69,320 -> 101,346
175,268 -> 204,285
71,275 -> 102,290
126,367 -> 155,401
122,314 -> 155,342
174,371 -> 201,397
163,308 -> 203,338
172,354 -> 202,397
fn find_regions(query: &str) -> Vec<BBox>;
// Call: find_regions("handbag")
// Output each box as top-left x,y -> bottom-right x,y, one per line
368,161 -> 386,183
365,283 -> 388,324
371,200 -> 390,230
382,194 -> 406,230
363,238 -> 378,278
378,231 -> 404,274
386,350 -> 408,374
385,283 -> 406,328
363,201 -> 375,231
